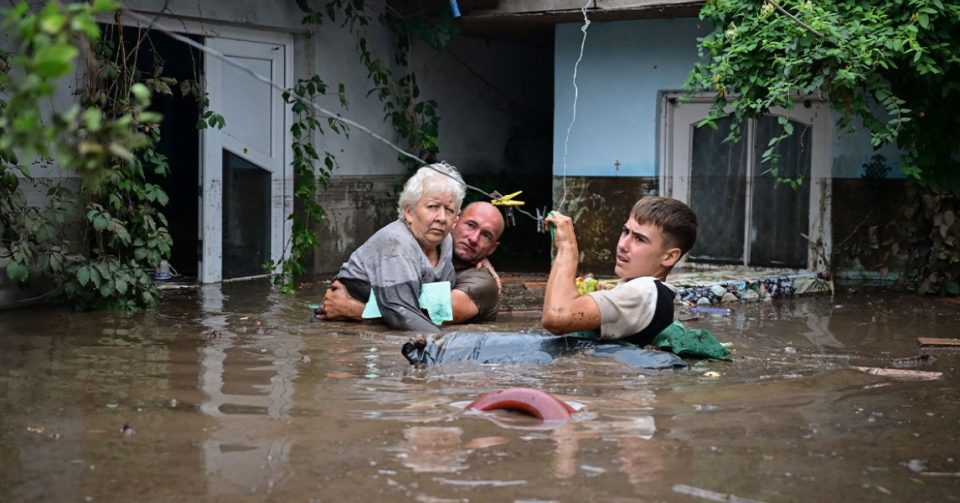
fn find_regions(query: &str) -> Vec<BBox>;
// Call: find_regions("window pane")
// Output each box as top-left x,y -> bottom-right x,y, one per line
688,115 -> 748,263
221,57 -> 273,156
222,150 -> 271,279
750,115 -> 811,267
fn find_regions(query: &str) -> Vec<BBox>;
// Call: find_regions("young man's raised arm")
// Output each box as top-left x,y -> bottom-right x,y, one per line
541,212 -> 601,334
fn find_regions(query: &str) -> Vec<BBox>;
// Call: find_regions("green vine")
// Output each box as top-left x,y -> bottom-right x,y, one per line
271,76 -> 349,294
685,0 -> 957,183
0,1 -> 211,310
297,1 -> 458,171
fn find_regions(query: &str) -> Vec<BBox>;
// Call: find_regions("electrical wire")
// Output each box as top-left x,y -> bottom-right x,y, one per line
557,0 -> 592,213
119,8 -> 543,224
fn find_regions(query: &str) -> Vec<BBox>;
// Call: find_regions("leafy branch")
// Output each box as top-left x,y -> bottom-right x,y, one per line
271,76 -> 349,294
686,0 -> 960,292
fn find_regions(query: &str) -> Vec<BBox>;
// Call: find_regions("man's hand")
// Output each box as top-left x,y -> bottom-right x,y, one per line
317,280 -> 365,321
474,257 -> 502,293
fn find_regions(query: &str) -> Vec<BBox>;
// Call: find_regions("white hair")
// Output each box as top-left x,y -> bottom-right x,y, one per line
397,162 -> 466,220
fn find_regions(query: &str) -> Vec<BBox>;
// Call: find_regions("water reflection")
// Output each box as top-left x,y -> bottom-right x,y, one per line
398,426 -> 468,473
198,283 -> 304,495
1,288 -> 958,501
802,312 -> 843,348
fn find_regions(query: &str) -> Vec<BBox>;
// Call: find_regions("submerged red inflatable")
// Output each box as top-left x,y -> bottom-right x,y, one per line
466,388 -> 576,421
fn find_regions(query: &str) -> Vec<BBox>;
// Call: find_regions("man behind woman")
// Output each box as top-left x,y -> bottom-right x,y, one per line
324,161 -> 699,342
331,163 -> 465,332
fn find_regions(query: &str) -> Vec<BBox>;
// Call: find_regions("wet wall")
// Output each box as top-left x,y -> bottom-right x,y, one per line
552,176 -> 659,274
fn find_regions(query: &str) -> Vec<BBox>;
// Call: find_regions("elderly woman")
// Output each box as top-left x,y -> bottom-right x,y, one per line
331,163 -> 465,332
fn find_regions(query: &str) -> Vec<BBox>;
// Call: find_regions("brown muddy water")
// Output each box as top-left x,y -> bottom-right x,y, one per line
1,281 -> 959,502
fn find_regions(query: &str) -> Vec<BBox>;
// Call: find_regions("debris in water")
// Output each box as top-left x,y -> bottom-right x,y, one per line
691,307 -> 731,315
853,367 -> 942,380
890,353 -> 936,368
673,483 -> 766,503
918,337 -> 960,348
580,464 -> 606,474
906,459 -> 927,473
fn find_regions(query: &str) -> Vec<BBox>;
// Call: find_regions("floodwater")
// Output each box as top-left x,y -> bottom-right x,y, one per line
1,281 -> 958,502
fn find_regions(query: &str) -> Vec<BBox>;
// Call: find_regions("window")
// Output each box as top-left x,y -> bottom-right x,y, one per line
660,95 -> 831,269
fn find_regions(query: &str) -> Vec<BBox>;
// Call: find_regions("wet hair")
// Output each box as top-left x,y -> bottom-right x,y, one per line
630,196 -> 699,256
397,162 -> 466,220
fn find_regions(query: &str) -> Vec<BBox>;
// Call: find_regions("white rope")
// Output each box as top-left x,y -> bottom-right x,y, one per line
119,8 -> 543,223
558,0 -> 592,213
120,9 -> 429,167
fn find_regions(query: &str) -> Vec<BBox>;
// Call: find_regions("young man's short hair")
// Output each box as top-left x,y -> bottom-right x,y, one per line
630,196 -> 699,255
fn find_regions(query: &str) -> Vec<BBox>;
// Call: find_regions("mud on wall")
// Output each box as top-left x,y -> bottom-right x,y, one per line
552,176 -> 659,274
311,175 -> 405,275
830,178 -> 909,285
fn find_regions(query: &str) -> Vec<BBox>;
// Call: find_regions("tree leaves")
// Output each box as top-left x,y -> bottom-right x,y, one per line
0,0 -> 175,310
687,0 -> 960,294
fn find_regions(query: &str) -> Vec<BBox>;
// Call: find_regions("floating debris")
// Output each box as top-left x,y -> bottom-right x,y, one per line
918,337 -> 960,348
433,477 -> 526,487
853,367 -> 942,380
673,483 -> 766,503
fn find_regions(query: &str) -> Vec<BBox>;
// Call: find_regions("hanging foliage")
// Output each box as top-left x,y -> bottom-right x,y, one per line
686,0 -> 960,293
0,1 -> 207,309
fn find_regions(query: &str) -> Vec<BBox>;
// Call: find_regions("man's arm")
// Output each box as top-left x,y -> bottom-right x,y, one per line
541,212 -> 602,334
449,266 -> 499,324
451,289 -> 480,323
317,280 -> 366,321
321,278 -> 478,325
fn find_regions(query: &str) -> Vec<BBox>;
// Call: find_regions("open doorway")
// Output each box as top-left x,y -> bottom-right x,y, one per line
111,25 -> 202,278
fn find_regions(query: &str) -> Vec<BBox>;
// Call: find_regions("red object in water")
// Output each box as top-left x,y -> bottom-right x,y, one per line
466,388 -> 575,421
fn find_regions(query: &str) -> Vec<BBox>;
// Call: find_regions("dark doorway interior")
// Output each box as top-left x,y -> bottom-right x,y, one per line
114,25 -> 202,278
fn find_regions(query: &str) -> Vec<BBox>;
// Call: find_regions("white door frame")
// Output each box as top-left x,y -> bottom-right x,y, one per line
659,93 -> 832,270
203,36 -> 291,283
115,13 -> 294,283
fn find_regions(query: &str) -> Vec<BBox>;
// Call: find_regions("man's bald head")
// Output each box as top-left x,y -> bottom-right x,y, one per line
453,201 -> 505,264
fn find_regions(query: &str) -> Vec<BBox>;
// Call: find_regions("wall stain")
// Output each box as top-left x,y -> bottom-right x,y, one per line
553,176 -> 659,274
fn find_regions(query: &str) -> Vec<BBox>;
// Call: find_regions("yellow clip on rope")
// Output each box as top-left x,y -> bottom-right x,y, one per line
491,190 -> 525,207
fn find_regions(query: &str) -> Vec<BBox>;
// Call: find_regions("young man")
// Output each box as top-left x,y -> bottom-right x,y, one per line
541,196 -> 698,345
319,201 -> 505,324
